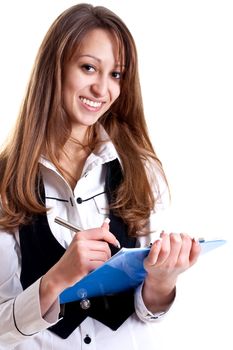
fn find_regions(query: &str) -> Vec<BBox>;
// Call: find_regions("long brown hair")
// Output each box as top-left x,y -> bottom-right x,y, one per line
0,3 -> 168,235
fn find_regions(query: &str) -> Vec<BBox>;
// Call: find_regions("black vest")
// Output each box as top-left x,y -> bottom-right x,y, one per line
19,159 -> 136,339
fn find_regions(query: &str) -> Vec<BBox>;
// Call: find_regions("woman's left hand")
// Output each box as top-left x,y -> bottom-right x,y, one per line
142,232 -> 201,313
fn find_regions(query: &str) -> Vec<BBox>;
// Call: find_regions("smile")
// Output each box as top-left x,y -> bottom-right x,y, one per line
80,97 -> 103,108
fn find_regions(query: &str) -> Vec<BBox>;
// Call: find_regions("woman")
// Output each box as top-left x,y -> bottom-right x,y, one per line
0,3 -> 201,349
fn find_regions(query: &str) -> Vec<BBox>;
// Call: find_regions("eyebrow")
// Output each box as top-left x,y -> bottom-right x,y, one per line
79,54 -> 101,62
78,54 -> 125,68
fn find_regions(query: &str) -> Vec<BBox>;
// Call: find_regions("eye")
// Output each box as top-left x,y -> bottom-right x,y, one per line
81,64 -> 95,72
112,71 -> 122,80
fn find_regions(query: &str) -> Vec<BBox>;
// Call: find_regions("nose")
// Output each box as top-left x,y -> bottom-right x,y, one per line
91,74 -> 108,98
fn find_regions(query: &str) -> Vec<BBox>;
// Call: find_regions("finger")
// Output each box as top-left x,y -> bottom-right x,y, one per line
87,260 -> 109,272
79,257 -> 109,275
165,233 -> 183,267
88,240 -> 112,259
176,233 -> 193,268
189,238 -> 201,266
101,219 -> 121,248
156,232 -> 171,264
101,217 -> 110,232
72,238 -> 112,259
88,250 -> 110,262
144,238 -> 162,266
74,227 -> 120,248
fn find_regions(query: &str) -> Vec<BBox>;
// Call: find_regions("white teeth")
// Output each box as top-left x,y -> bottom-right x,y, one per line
80,97 -> 102,108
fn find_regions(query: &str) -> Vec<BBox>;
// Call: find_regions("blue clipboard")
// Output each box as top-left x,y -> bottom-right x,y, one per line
59,239 -> 226,304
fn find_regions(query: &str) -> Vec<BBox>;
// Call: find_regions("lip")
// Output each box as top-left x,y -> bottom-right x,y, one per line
79,96 -> 105,112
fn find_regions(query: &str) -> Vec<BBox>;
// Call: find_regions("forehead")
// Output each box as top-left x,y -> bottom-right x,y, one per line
72,28 -> 124,63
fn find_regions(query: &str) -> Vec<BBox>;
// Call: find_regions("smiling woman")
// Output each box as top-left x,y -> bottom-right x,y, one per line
61,28 -> 123,186
0,3 -> 201,350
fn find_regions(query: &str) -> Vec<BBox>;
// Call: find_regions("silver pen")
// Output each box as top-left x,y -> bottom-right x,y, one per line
55,216 -> 121,249
54,216 -> 82,232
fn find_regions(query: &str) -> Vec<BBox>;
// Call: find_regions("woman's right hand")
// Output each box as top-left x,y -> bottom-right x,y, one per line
39,220 -> 119,315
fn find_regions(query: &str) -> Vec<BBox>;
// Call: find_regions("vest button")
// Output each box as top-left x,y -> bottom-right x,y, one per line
84,335 -> 92,344
80,298 -> 91,309
76,197 -> 83,204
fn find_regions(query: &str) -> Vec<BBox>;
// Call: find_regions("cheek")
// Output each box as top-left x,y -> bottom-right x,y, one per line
62,79 -> 83,110
63,78 -> 81,95
112,83 -> 121,102
63,67 -> 85,95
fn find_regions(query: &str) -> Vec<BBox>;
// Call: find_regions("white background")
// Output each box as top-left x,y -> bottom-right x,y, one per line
0,1 -> 232,349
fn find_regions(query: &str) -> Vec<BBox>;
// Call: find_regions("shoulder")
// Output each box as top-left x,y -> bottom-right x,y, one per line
0,230 -> 17,250
0,230 -> 20,282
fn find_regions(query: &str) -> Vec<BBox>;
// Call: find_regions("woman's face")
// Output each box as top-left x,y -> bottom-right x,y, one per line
63,28 -> 123,138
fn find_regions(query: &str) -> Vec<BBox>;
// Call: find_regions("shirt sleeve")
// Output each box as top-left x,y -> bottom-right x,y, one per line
134,282 -> 175,322
0,231 -> 60,347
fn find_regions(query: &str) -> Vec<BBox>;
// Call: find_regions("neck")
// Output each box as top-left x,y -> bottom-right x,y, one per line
58,128 -> 96,189
70,124 -> 90,145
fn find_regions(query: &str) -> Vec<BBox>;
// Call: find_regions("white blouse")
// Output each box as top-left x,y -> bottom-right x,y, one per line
0,129 -> 170,350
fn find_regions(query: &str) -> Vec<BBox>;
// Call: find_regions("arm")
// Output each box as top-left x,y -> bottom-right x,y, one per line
0,232 -> 58,347
134,162 -> 201,318
0,221 -> 118,346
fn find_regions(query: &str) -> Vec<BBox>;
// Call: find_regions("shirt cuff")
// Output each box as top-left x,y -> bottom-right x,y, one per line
13,278 -> 60,336
134,282 -> 175,322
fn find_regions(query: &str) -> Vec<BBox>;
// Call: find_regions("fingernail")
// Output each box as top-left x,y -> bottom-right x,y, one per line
104,218 -> 110,224
192,237 -> 200,244
160,230 -> 165,238
115,240 -> 121,249
148,238 -> 162,248
154,238 -> 162,247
